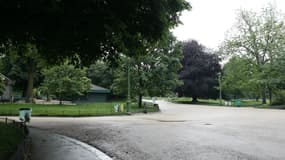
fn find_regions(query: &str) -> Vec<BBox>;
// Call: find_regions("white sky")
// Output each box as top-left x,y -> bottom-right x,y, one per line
172,0 -> 285,49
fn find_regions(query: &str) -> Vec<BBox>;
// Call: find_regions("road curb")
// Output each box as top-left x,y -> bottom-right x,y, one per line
30,128 -> 113,160
58,134 -> 113,160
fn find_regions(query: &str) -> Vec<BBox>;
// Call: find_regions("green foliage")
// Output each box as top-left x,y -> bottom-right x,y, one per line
272,90 -> 285,105
0,43 -> 46,102
0,0 -> 190,64
111,35 -> 183,100
222,57 -> 259,99
40,64 -> 91,103
87,61 -> 114,89
220,4 -> 285,104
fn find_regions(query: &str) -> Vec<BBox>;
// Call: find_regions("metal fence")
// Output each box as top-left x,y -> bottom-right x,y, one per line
0,118 -> 31,160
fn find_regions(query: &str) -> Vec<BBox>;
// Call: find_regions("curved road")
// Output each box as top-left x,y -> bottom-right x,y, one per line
30,101 -> 285,160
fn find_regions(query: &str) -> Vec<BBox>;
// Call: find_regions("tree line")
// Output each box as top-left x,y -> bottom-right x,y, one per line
1,1 -> 282,107
0,0 -> 191,104
220,4 -> 285,105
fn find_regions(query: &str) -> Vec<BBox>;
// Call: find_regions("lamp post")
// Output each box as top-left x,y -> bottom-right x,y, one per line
126,57 -> 131,113
218,72 -> 222,106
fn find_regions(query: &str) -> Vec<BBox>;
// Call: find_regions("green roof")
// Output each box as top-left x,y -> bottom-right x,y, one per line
89,84 -> 111,94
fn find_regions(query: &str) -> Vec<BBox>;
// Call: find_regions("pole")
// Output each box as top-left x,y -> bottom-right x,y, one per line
219,73 -> 222,106
127,57 -> 131,113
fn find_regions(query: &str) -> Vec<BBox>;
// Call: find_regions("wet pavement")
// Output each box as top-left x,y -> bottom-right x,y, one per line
30,128 -> 112,160
26,101 -> 285,160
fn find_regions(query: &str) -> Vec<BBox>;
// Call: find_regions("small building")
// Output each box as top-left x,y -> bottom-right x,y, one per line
0,74 -> 15,102
77,84 -> 111,103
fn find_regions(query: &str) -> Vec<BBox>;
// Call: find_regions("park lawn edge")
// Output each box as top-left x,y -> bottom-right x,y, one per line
0,103 -> 160,117
170,98 -> 285,109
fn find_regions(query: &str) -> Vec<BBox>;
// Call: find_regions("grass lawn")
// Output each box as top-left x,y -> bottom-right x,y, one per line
0,102 -> 160,117
171,97 -> 282,108
0,122 -> 25,160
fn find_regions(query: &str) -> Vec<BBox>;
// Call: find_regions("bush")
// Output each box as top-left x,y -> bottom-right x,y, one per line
272,90 -> 285,105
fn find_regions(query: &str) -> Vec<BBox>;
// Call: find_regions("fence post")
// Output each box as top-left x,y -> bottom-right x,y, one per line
5,117 -> 8,124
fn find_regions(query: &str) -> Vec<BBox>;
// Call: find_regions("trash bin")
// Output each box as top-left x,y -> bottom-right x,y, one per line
114,104 -> 119,112
234,100 -> 242,107
19,108 -> 32,122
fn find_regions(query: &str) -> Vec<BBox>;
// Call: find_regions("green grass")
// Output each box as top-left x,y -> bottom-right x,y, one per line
0,102 -> 160,117
171,97 -> 221,106
171,97 -> 279,108
0,122 -> 25,160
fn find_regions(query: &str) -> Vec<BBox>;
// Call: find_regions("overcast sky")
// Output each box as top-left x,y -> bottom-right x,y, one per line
172,0 -> 285,49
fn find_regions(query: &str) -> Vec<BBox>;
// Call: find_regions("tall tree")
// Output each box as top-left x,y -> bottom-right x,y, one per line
112,35 -> 183,108
0,0 -> 190,64
0,43 -> 46,102
40,64 -> 91,104
222,57 -> 260,100
178,40 -> 221,103
220,4 -> 285,104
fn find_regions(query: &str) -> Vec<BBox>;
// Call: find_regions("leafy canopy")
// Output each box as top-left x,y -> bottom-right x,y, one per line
178,40 -> 221,102
112,35 -> 183,99
40,64 -> 91,102
220,4 -> 285,103
0,0 -> 190,64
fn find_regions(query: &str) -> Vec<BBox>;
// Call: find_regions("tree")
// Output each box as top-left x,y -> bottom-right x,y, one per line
0,0 -> 190,64
0,43 -> 46,102
222,57 -> 260,100
178,40 -> 221,103
87,61 -> 114,89
220,4 -> 285,104
112,35 -> 183,107
40,64 -> 91,104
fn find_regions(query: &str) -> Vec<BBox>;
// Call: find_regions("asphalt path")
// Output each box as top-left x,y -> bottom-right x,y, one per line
28,101 -> 285,160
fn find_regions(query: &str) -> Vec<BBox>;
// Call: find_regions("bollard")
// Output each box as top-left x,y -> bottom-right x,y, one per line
119,104 -> 124,112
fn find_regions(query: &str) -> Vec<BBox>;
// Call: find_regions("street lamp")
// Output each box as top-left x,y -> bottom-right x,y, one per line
126,57 -> 131,113
218,72 -> 222,106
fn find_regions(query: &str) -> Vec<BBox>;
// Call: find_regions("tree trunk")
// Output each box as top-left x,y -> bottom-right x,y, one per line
268,87 -> 272,105
262,89 -> 266,104
192,96 -> 198,103
25,62 -> 35,103
22,82 -> 27,98
137,62 -> 143,108
138,94 -> 142,108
